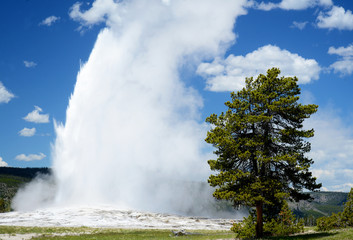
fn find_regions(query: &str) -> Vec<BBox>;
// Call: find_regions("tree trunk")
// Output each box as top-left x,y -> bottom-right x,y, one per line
256,201 -> 263,238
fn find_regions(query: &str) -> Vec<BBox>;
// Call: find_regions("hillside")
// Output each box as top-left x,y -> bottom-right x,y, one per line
289,191 -> 348,225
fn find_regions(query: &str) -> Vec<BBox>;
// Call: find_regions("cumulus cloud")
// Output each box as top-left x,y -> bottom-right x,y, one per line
328,44 -> 353,57
0,157 -> 8,167
197,44 -> 321,91
19,127 -> 36,137
15,153 -> 46,162
69,0 -> 119,27
306,106 -> 353,192
256,0 -> 332,11
39,16 -> 60,26
317,6 -> 353,30
329,60 -> 353,75
328,43 -> 353,75
24,61 -> 37,68
291,21 -> 308,30
0,82 -> 15,104
23,106 -> 50,123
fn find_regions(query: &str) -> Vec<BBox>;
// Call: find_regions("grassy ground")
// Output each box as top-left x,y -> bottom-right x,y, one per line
0,226 -> 353,239
266,228 -> 353,240
0,227 -> 234,239
0,226 -> 94,235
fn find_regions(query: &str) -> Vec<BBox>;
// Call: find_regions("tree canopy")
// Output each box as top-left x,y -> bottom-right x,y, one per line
206,68 -> 321,238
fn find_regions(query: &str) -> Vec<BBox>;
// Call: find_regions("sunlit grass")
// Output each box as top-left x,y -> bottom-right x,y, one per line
0,226 -> 352,239
0,226 -> 94,235
266,228 -> 353,240
0,226 -> 235,239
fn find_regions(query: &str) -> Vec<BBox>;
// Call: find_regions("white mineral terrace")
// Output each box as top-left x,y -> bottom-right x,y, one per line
0,206 -> 240,230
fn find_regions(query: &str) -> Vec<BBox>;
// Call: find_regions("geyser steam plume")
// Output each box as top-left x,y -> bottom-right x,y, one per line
13,0 -> 249,214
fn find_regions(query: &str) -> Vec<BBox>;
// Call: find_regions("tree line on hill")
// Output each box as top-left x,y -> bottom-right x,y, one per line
0,167 -> 51,179
316,188 -> 353,231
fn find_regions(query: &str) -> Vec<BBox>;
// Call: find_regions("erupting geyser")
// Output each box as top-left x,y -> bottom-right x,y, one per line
13,0 -> 249,216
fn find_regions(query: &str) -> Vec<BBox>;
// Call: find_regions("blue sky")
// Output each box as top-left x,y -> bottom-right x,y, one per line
1,0 -> 353,191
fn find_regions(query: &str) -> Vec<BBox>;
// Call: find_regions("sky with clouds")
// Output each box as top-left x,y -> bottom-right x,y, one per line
0,0 -> 352,192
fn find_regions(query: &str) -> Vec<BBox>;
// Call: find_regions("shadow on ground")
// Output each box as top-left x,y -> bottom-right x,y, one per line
267,232 -> 337,240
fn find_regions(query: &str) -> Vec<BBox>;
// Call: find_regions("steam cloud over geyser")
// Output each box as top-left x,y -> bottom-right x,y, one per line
13,0 -> 249,216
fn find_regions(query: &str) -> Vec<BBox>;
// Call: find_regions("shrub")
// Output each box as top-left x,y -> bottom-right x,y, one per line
316,213 -> 343,231
342,188 -> 353,226
316,188 -> 353,231
264,202 -> 304,237
231,212 -> 256,239
232,202 -> 304,238
0,198 -> 11,213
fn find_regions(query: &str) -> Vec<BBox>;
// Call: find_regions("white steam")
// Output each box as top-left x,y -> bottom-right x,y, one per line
13,0 -> 248,216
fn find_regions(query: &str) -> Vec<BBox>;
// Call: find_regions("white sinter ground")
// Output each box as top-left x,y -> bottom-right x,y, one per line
0,206 -> 238,230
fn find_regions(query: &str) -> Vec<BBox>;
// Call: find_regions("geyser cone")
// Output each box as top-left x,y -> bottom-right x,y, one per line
13,0 -> 249,215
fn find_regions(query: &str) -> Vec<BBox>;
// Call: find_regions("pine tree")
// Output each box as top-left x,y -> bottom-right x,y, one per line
342,188 -> 353,226
206,68 -> 321,238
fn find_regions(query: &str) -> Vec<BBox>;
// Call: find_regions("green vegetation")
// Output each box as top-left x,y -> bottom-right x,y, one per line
0,227 -> 234,240
291,192 -> 348,225
205,68 -> 320,238
0,226 -> 93,235
316,188 -> 353,232
267,228 -> 353,240
0,226 -> 353,239
0,167 -> 50,179
0,174 -> 29,187
0,174 -> 29,212
232,202 -> 304,239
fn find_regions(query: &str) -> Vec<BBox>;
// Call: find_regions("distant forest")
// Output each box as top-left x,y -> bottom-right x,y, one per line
0,167 -> 51,179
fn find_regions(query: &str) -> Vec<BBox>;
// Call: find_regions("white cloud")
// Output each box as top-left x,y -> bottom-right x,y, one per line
15,153 -> 46,162
318,0 -> 334,6
317,6 -> 353,30
256,0 -> 332,11
279,0 -> 319,10
69,0 -> 119,27
39,16 -> 60,26
24,61 -> 37,68
328,43 -> 353,75
256,2 -> 277,11
329,59 -> 353,75
0,157 -> 8,167
291,21 -> 308,30
328,44 -> 353,57
312,169 -> 335,181
23,106 -> 50,123
330,183 -> 353,192
306,106 -> 353,192
0,82 -> 15,104
19,127 -> 36,137
197,44 -> 321,91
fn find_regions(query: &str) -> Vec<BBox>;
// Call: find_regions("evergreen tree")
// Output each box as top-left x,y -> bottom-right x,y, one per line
342,188 -> 353,226
206,68 -> 321,238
